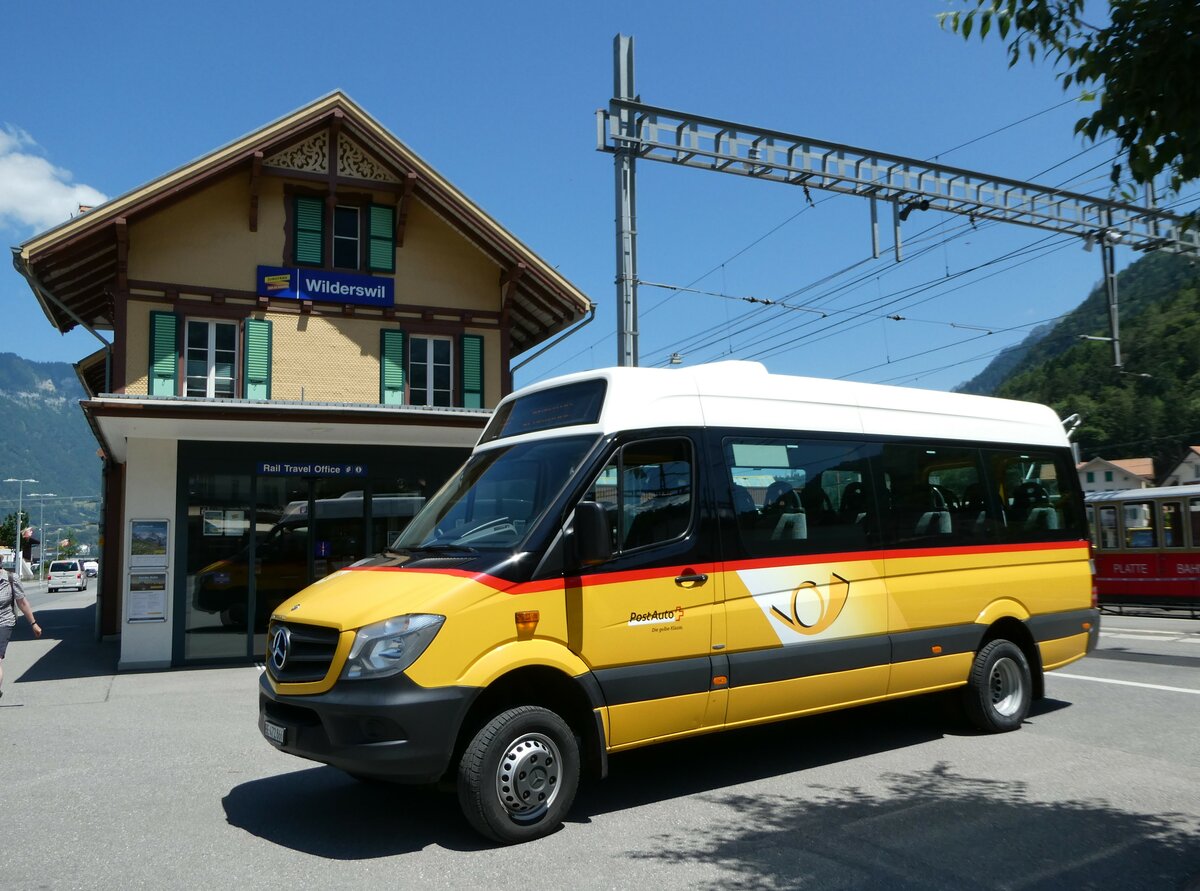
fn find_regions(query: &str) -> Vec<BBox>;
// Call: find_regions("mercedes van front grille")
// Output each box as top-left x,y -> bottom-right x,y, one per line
267,621 -> 339,684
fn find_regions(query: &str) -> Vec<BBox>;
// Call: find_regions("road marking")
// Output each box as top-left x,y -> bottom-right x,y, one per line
1054,672 -> 1200,696
1101,631 -> 1199,643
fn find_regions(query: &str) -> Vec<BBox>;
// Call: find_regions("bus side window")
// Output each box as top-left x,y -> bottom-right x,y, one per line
723,437 -> 878,557
986,449 -> 1081,542
585,438 -> 694,554
877,443 -> 992,546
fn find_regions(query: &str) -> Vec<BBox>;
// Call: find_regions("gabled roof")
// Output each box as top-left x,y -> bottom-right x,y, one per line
14,91 -> 591,355
1077,456 -> 1155,479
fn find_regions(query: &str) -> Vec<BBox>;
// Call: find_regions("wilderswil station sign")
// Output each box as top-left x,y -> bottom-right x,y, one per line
256,265 -> 395,308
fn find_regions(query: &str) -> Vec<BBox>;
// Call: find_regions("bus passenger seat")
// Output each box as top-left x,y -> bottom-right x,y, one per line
1025,506 -> 1059,530
771,511 -> 808,541
732,484 -> 757,520
914,510 -> 952,536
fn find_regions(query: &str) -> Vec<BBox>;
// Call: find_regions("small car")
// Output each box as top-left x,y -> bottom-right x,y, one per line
83,560 -> 99,577
48,559 -> 87,592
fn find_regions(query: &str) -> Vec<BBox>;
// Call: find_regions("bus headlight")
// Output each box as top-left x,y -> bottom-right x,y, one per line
341,614 -> 445,680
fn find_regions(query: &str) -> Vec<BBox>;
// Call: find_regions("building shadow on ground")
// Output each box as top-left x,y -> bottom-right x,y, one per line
10,602 -> 118,682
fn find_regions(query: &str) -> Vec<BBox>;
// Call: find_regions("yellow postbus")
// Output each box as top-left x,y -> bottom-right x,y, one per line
259,361 -> 1097,843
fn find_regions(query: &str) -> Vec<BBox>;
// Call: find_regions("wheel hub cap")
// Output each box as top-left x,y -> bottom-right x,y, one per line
496,733 -> 561,819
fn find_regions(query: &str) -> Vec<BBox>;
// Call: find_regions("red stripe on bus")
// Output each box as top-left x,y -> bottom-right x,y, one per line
346,539 -> 1087,595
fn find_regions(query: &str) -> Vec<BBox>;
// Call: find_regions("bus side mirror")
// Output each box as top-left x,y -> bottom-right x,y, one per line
572,501 -> 612,567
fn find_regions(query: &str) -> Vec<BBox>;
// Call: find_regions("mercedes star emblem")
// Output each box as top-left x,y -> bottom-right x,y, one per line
269,625 -> 291,672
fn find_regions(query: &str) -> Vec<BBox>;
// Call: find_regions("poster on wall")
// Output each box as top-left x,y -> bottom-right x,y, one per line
127,571 -> 168,623
203,510 -> 224,536
130,519 -> 169,568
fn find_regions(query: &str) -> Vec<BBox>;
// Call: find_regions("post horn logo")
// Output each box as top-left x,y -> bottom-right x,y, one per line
771,572 -> 851,635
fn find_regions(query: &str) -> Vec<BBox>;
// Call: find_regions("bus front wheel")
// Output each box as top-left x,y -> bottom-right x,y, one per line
963,639 -> 1032,733
457,705 -> 580,844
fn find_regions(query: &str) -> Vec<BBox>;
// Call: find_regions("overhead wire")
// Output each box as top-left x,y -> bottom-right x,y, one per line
530,97 -> 1142,380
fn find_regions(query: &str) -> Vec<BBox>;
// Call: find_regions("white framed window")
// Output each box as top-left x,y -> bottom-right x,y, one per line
409,335 -> 453,407
185,319 -> 237,398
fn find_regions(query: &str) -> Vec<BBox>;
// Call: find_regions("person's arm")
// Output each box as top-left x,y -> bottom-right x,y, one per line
16,596 -> 41,639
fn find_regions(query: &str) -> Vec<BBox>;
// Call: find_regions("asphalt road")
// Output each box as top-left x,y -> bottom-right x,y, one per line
2,586 -> 1198,890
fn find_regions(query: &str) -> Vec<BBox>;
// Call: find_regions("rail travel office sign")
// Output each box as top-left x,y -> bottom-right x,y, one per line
256,266 -> 395,308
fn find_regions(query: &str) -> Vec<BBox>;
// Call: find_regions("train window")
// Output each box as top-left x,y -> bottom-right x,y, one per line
1097,506 -> 1119,549
1123,501 -> 1157,548
1189,498 -> 1200,549
1161,501 -> 1184,548
1086,506 -> 1097,548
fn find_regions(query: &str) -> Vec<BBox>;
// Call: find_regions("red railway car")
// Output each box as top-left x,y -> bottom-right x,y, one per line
1087,484 -> 1200,616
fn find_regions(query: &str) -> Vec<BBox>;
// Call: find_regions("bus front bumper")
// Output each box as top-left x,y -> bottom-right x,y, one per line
258,671 -> 477,784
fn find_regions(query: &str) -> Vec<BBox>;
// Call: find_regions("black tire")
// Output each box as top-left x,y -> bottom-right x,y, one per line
457,705 -> 580,844
963,639 -> 1033,733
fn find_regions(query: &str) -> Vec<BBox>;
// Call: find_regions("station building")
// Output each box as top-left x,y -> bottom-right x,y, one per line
13,92 -> 591,669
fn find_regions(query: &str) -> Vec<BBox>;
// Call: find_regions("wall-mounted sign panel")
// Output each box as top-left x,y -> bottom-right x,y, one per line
256,265 -> 395,308
129,519 -> 169,569
127,571 -> 168,623
257,462 -> 369,477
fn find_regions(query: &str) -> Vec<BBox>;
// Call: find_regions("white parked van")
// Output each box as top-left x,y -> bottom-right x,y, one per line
48,559 -> 87,592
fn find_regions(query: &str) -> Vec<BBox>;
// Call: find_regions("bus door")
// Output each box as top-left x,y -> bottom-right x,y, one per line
567,434 -> 725,748
718,436 -> 890,727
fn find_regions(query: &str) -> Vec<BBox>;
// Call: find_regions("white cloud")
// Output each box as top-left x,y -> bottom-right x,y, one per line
0,125 -> 108,234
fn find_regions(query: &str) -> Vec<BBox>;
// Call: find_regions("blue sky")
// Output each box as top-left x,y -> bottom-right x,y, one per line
3,1 -> 1188,392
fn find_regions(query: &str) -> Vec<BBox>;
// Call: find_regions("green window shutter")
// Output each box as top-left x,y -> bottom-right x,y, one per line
148,311 -> 178,396
381,329 -> 405,405
294,195 -> 324,266
461,334 -> 484,409
367,203 -> 395,273
243,318 -> 272,400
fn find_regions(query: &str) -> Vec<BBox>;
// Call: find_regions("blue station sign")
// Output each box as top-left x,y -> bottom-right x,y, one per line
256,265 -> 394,308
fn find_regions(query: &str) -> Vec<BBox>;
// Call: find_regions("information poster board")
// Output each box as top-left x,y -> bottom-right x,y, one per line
129,519 -> 169,568
127,571 -> 167,622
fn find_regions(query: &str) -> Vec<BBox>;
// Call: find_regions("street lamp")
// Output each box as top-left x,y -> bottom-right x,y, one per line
4,477 -> 36,579
29,492 -> 55,580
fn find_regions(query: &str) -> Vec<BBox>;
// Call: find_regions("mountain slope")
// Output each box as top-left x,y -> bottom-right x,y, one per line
957,252 -> 1200,396
979,252 -> 1200,474
0,352 -> 102,547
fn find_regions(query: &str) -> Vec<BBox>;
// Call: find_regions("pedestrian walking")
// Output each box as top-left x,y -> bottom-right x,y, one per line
1,569 -> 41,698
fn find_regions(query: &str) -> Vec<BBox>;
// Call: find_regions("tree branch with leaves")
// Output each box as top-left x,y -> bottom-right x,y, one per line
941,0 -> 1200,211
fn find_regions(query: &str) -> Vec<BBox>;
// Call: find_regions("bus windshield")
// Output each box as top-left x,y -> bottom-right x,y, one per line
394,435 -> 599,551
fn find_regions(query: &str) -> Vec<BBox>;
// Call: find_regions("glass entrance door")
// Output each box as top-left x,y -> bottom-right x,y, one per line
183,472 -> 253,661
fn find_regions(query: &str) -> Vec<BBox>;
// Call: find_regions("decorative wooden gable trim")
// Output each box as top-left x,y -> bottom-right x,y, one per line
338,134 -> 400,183
263,130 -> 329,174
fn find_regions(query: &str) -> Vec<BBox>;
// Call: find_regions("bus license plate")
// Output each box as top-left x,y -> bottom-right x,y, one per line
263,720 -> 287,746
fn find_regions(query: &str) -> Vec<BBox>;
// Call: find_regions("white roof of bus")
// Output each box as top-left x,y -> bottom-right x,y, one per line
494,361 -> 1069,448
1087,483 -> 1200,502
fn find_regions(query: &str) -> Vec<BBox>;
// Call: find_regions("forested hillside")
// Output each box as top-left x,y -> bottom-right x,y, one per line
963,252 -> 1200,475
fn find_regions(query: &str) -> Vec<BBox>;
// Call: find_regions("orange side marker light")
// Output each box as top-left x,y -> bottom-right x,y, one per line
712,675 -> 728,687
930,645 -> 943,655
515,610 -> 539,638
1082,622 -> 1092,631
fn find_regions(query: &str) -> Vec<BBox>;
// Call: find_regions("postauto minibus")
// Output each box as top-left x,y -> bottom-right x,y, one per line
259,361 -> 1097,843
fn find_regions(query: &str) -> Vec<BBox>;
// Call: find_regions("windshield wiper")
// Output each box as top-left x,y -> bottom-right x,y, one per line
404,543 -> 479,555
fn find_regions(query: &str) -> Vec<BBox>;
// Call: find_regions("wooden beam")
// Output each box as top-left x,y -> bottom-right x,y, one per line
114,218 -> 128,291
249,151 -> 263,232
500,263 -> 526,308
396,172 -> 418,247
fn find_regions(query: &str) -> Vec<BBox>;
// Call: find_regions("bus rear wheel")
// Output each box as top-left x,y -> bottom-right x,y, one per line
963,639 -> 1032,733
457,705 -> 580,844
